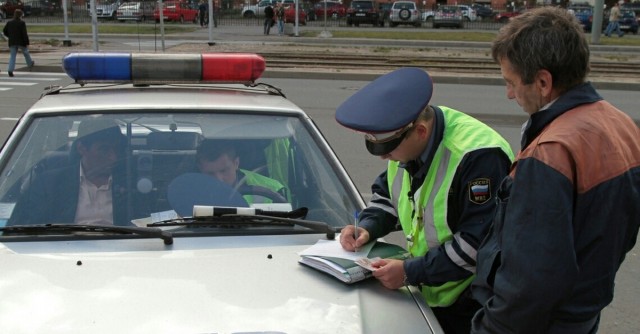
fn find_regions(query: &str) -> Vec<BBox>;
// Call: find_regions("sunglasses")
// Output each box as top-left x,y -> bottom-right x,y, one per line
364,123 -> 414,156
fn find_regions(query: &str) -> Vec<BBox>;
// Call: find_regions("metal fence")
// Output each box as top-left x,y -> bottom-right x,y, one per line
17,5 -> 518,31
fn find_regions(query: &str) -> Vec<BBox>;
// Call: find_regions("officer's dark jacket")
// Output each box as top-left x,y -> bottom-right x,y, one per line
471,83 -> 640,333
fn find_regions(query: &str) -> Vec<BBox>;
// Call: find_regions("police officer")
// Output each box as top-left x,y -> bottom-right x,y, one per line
336,67 -> 513,334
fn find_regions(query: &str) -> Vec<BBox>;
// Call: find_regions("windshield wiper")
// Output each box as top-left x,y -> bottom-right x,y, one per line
149,211 -> 337,240
0,224 -> 174,245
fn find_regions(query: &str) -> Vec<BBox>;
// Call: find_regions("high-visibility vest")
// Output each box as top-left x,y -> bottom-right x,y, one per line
239,168 -> 287,204
387,106 -> 514,307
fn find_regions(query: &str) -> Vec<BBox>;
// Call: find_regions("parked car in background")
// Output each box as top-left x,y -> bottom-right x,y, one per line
433,5 -> 463,28
422,8 -> 435,22
424,4 -> 473,22
312,0 -> 346,20
471,3 -> 493,20
0,0 -> 24,18
23,0 -> 58,16
282,1 -> 307,25
154,0 -> 198,23
568,3 -> 593,32
88,0 -> 123,19
241,0 -> 304,21
346,0 -> 383,26
241,0 -> 272,18
456,4 -> 477,21
494,7 -> 524,23
621,1 -> 640,17
0,51 -> 445,334
117,1 -> 155,21
603,8 -> 639,34
389,0 -> 421,27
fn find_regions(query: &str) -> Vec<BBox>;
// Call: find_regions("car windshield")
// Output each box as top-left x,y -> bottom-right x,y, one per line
0,112 -> 361,235
438,6 -> 458,14
621,9 -> 635,18
352,1 -> 372,9
571,7 -> 591,14
119,3 -> 139,9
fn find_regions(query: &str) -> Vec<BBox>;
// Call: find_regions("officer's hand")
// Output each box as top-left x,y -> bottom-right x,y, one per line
371,258 -> 405,290
339,225 -> 369,252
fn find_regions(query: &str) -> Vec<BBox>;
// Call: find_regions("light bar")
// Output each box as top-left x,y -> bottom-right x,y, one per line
62,52 -> 266,84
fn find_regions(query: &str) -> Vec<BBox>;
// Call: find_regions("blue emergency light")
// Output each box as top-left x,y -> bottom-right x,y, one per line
62,52 -> 266,84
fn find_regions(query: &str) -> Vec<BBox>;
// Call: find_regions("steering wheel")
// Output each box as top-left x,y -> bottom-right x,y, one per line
237,185 -> 288,203
168,173 -> 249,217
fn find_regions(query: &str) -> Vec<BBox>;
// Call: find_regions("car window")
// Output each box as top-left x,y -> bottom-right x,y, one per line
352,1 -> 373,9
439,6 -> 458,14
119,3 -> 139,10
621,9 -> 636,18
0,112 -> 359,230
393,2 -> 414,9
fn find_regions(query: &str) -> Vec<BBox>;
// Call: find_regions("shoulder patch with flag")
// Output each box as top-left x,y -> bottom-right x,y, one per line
468,178 -> 491,204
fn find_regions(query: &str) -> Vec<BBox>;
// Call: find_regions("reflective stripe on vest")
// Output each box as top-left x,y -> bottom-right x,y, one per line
239,169 -> 286,204
387,106 -> 514,307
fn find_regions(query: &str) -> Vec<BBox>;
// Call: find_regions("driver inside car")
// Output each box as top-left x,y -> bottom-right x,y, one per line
195,139 -> 289,205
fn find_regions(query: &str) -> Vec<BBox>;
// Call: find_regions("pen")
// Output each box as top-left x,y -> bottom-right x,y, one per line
354,210 -> 359,252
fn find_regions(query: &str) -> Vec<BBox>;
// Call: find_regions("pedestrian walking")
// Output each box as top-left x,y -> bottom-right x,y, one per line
3,9 -> 34,77
198,0 -> 208,27
211,0 -> 218,27
275,2 -> 285,35
264,3 -> 275,35
604,1 -> 624,37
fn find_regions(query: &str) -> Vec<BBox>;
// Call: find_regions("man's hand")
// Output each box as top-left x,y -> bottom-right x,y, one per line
371,258 -> 406,289
339,225 -> 369,251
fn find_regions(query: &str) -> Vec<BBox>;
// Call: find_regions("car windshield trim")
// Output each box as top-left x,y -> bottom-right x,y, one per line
0,224 -> 173,245
149,212 -> 336,240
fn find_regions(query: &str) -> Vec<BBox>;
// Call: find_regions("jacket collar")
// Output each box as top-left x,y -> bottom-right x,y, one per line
521,82 -> 603,150
401,105 -> 443,178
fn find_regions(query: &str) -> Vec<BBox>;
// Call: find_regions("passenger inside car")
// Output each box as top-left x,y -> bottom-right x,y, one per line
8,119 -> 133,226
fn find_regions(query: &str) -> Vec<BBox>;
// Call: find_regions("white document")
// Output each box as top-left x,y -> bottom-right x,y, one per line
297,235 -> 375,261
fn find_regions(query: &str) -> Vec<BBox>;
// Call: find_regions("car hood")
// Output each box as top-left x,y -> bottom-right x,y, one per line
0,234 -> 437,334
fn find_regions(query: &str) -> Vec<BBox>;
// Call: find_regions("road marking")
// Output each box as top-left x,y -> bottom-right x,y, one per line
0,82 -> 38,86
3,72 -> 67,77
0,78 -> 60,81
0,88 -> 10,91
0,117 -> 19,121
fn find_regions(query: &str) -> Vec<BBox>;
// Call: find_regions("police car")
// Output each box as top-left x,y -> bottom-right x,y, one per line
0,53 -> 444,333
